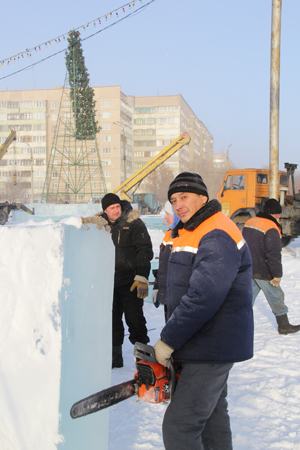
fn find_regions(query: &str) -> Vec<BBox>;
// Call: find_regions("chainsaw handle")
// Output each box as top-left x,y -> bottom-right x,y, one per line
169,362 -> 176,398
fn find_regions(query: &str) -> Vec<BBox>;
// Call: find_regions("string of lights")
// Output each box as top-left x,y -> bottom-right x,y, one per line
0,0 -> 153,69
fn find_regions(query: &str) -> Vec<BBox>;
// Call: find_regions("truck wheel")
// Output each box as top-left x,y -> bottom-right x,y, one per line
0,210 -> 8,225
232,214 -> 251,232
281,236 -> 293,247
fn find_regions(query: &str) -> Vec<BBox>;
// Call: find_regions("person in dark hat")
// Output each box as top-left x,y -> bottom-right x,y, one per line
153,172 -> 254,450
243,198 -> 300,335
100,193 -> 153,368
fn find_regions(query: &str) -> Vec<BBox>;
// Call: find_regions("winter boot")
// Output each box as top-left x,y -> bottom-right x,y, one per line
275,314 -> 300,335
112,345 -> 123,368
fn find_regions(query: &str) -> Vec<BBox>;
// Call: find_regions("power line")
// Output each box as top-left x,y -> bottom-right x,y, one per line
0,0 -> 156,81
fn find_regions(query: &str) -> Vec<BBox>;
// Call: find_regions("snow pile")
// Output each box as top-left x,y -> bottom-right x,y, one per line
0,219 -> 115,450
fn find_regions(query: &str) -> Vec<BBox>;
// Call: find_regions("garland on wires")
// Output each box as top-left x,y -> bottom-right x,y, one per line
0,0 -> 155,80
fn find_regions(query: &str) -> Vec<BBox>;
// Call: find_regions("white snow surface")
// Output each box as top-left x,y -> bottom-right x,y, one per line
109,231 -> 300,450
0,218 -> 300,449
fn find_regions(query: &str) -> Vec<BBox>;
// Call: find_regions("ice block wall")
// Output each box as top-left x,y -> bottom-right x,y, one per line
0,220 -> 114,449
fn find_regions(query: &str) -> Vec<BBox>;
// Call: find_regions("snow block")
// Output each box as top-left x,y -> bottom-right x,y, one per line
0,220 -> 114,450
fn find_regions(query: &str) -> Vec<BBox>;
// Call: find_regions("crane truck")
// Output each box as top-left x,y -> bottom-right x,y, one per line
0,131 -> 34,225
217,163 -> 300,247
112,132 -> 191,214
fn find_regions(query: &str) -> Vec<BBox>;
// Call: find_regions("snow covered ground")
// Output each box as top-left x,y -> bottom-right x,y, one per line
0,217 -> 300,449
109,230 -> 300,450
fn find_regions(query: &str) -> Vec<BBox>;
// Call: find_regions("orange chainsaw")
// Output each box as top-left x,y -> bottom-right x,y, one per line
70,343 -> 179,419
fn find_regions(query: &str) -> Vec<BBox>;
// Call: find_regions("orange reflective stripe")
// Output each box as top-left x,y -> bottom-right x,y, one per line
172,212 -> 244,253
244,216 -> 281,237
162,229 -> 172,246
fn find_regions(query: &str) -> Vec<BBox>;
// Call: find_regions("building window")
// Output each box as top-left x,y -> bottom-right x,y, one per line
103,147 -> 111,153
52,114 -> 57,121
91,160 -> 97,166
103,159 -> 111,166
64,102 -> 70,108
134,118 -> 156,125
102,112 -> 111,118
20,136 -> 32,143
33,136 -> 46,142
102,135 -> 111,142
51,102 -> 57,109
52,183 -> 58,189
134,107 -> 156,114
102,100 -> 111,107
102,123 -> 111,130
33,101 -> 45,108
34,147 -> 46,154
7,114 -> 20,120
91,182 -> 97,189
34,171 -> 46,178
64,148 -> 70,155
33,112 -> 45,120
104,171 -> 111,177
20,101 -> 32,108
7,102 -> 19,108
35,159 -> 45,166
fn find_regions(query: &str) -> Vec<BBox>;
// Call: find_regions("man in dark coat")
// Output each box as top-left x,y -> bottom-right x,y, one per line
101,193 -> 153,368
153,172 -> 254,450
243,198 -> 300,335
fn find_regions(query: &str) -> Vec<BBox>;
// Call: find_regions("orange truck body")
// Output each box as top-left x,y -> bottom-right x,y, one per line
217,168 -> 288,219
217,168 -> 300,246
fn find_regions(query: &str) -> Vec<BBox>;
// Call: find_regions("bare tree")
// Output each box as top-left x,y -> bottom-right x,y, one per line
0,176 -> 26,203
204,162 -> 227,200
142,165 -> 175,205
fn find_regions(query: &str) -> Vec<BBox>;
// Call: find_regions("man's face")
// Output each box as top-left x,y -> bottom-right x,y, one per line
170,192 -> 208,223
105,203 -> 122,222
271,213 -> 281,221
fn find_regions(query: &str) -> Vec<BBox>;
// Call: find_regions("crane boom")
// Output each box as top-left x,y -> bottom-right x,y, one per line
0,130 -> 16,161
113,132 -> 191,202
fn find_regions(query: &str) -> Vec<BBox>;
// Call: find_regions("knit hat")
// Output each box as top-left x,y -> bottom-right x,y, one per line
263,198 -> 282,215
168,172 -> 209,201
164,201 -> 173,215
101,193 -> 121,211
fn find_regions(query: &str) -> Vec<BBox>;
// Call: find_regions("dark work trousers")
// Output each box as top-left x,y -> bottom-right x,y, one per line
163,362 -> 234,450
113,283 -> 149,347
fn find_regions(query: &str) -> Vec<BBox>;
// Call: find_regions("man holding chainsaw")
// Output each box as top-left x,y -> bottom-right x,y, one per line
154,172 -> 254,450
101,193 -> 153,368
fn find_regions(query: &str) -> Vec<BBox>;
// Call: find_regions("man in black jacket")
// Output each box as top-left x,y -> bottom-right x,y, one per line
101,193 -> 153,368
243,198 -> 300,335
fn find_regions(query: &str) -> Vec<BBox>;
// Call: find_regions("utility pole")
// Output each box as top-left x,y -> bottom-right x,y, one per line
26,142 -> 34,203
114,121 -> 130,181
227,143 -> 232,170
269,0 -> 282,199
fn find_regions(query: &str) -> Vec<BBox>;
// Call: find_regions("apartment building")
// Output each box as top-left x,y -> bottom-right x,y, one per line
131,94 -> 213,175
0,87 -> 213,202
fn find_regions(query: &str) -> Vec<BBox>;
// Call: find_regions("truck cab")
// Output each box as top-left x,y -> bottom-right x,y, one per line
218,169 -> 288,221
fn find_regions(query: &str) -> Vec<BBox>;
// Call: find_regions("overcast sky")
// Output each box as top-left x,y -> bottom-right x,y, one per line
1,0 -> 299,171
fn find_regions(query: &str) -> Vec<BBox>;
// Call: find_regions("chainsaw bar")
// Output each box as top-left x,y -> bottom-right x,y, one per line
70,379 -> 137,419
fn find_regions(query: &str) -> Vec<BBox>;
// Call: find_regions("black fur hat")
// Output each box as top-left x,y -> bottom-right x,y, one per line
263,198 -> 282,215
